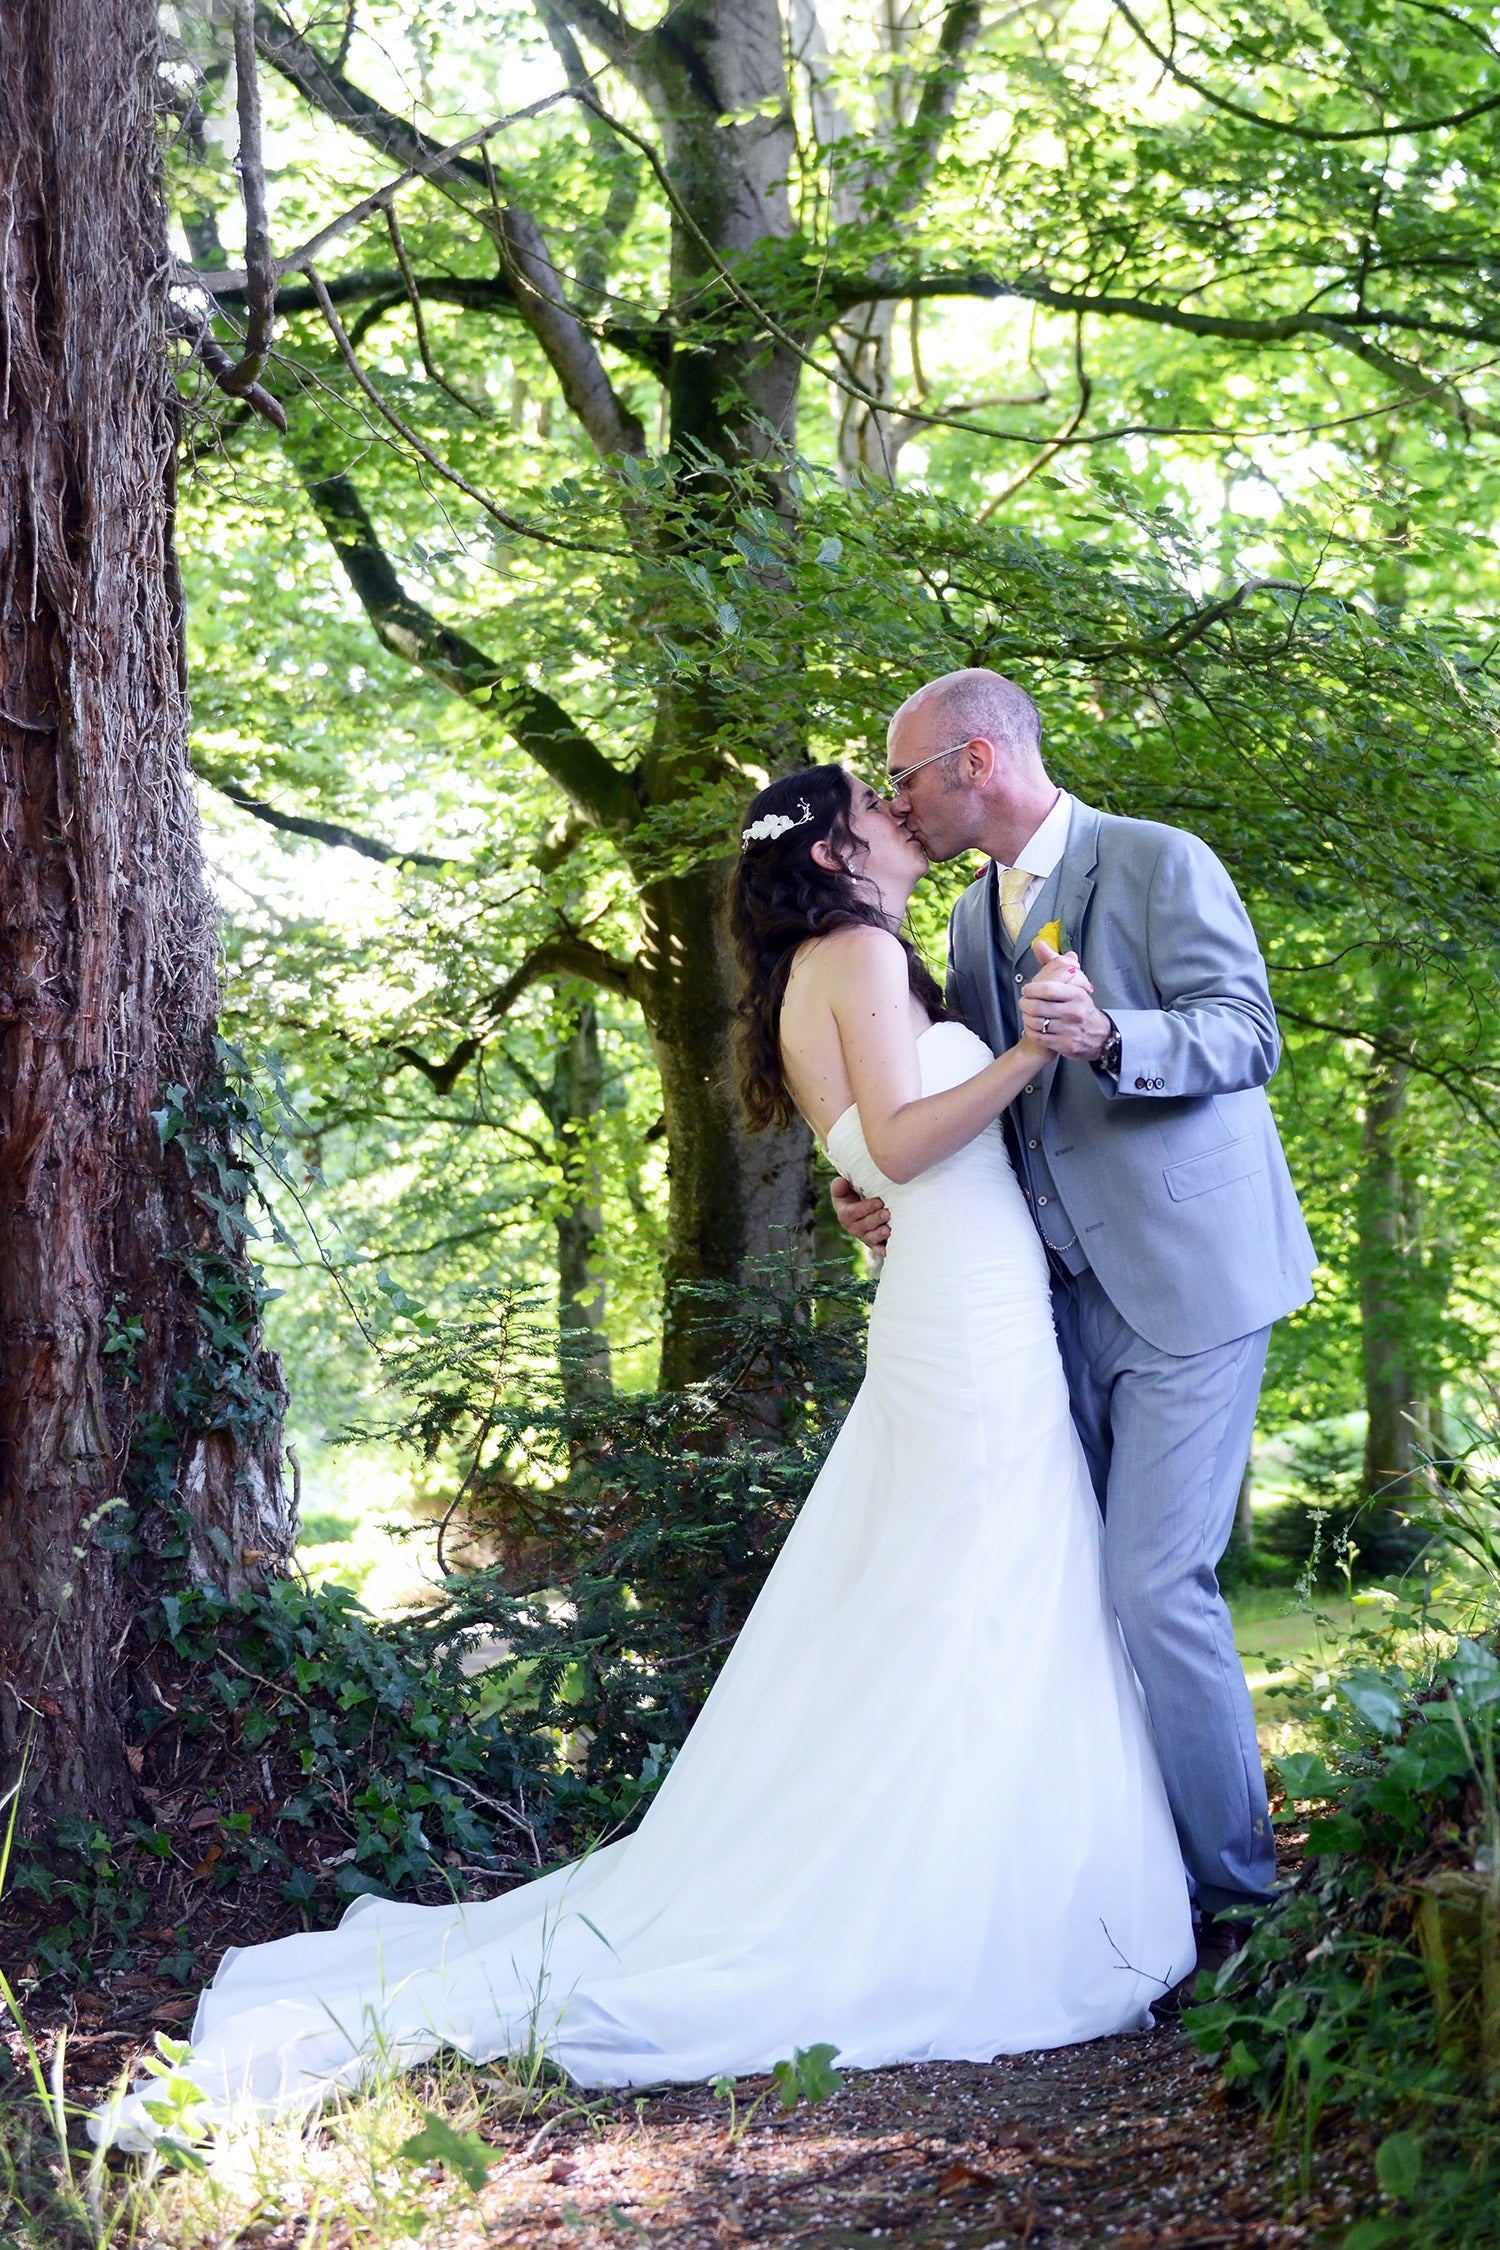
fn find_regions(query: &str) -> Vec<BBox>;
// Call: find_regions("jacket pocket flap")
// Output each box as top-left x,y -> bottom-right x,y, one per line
1163,1140 -> 1260,1202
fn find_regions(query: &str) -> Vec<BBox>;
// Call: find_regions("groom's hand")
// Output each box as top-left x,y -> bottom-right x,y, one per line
831,1176 -> 891,1250
1021,940 -> 1115,1062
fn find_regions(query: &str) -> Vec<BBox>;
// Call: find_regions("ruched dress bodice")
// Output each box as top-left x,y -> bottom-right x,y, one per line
826,1020 -> 1053,1389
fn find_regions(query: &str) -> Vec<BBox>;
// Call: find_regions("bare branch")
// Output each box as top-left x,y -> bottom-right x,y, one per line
381,203 -> 488,417
174,311 -> 286,431
304,264 -> 627,550
188,266 -> 673,378
218,0 -> 276,393
540,0 -> 644,80
255,7 -> 647,459
205,776 -> 459,867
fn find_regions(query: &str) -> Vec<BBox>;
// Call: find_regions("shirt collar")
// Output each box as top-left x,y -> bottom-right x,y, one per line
1002,790 -> 1073,882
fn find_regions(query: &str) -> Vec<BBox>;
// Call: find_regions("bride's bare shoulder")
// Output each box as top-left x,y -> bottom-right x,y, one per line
793,925 -> 905,978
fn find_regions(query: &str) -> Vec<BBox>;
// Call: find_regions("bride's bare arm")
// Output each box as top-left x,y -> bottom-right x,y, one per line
826,928 -> 1054,1184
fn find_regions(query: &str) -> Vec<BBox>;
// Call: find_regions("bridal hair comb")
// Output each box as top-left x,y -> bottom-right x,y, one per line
741,798 -> 814,848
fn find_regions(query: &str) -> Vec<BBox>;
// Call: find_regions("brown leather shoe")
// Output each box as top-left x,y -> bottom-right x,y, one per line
1195,1916 -> 1251,1981
1157,1917 -> 1251,2015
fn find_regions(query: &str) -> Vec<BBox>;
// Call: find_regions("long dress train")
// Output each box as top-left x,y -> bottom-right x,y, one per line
99,1021 -> 1192,2151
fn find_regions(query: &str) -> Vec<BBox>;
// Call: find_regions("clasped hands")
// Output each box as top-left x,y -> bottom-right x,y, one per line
1019,938 -> 1113,1063
831,941 -> 1112,1252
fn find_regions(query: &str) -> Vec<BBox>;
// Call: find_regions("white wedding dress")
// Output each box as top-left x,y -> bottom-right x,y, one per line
100,1022 -> 1192,2151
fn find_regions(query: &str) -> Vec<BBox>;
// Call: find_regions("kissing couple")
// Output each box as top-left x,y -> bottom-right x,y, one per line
99,667 -> 1315,2150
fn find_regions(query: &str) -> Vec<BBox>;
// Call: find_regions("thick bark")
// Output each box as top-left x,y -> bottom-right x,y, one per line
0,0 -> 291,1823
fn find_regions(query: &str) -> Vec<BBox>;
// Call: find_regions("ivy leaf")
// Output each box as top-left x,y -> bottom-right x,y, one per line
1374,2129 -> 1425,2200
1221,2039 -> 1261,2083
397,2111 -> 497,2192
1304,1810 -> 1366,1856
1273,1751 -> 1344,1802
1446,1638 -> 1500,1707
1338,1668 -> 1406,1736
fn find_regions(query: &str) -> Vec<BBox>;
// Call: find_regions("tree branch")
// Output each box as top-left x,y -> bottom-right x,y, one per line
304,263 -> 621,550
818,267 -> 1497,426
298,463 -> 640,834
381,203 -> 489,416
389,933 -> 636,1093
1275,1005 -> 1500,1144
1111,0 -> 1500,143
540,0 -> 644,81
191,267 -> 673,377
205,776 -> 459,867
255,6 -> 647,458
218,0 -> 277,393
901,0 -> 984,195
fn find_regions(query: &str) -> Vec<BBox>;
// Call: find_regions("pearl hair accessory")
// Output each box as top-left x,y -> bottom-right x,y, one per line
741,798 -> 814,848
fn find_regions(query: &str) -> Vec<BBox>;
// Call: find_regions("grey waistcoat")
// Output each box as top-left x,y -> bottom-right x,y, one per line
946,799 -> 1316,1357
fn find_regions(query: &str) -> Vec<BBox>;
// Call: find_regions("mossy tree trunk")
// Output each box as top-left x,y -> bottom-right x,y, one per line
0,0 -> 292,1826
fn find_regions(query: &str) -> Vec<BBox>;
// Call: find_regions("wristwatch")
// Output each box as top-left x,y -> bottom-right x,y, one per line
1096,1018 -> 1122,1076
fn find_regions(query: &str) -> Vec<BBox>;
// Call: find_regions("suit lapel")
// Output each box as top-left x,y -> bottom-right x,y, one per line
971,860 -> 1014,1048
1052,797 -> 1101,963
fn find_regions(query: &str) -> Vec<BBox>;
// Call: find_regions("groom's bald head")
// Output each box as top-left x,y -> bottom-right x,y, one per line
887,668 -> 1045,773
886,667 -> 1055,864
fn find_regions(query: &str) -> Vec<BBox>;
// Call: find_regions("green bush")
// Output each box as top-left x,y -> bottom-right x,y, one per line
1186,1622 -> 1500,2249
1255,1423 -> 1430,1585
4,1267 -> 869,1986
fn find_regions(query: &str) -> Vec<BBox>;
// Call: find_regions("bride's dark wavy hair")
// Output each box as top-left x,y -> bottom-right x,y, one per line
729,764 -> 948,1133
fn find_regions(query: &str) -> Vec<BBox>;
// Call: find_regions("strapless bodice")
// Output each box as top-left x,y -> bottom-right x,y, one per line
824,1019 -> 1002,1199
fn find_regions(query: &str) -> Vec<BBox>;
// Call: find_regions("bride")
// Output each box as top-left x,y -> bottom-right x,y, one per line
99,764 -> 1192,2151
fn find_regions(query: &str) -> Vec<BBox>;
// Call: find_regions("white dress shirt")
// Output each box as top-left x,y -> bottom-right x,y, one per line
997,790 -> 1073,925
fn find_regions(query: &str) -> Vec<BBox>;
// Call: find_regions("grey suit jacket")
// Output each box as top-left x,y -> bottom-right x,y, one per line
946,798 -> 1316,1356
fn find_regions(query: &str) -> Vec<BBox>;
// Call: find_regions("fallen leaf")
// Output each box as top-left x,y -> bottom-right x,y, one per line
152,1997 -> 197,2023
935,2161 -> 998,2195
124,1743 -> 145,1778
547,2159 -> 581,2183
187,1843 -> 222,1877
187,1807 -> 221,1830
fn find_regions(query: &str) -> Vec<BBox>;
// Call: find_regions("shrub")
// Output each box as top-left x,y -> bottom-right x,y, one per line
2,1266 -> 869,1986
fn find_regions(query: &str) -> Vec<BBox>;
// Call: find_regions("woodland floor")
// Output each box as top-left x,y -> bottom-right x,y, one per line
1,1818 -> 1377,2249
5,2011 -> 1376,2250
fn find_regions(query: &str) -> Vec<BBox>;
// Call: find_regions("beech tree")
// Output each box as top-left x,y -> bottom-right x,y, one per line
0,0 -> 292,1823
173,0 -> 1500,1433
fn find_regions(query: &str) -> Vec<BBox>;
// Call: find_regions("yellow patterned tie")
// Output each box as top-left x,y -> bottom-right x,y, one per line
999,865 -> 1033,943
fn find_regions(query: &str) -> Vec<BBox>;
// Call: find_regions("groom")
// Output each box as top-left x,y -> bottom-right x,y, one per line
833,667 -> 1316,1971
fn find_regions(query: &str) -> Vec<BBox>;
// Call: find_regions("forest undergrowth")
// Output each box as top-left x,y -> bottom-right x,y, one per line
4,1309 -> 1500,2248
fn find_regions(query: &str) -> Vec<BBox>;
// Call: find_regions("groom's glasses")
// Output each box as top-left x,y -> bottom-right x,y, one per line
887,738 -> 974,792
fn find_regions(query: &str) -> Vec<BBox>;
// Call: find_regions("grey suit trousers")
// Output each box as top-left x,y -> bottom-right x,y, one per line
1051,1267 -> 1275,1914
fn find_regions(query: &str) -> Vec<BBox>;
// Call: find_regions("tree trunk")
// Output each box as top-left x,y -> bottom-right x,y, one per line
639,866 -> 815,1389
0,0 -> 291,1825
1356,983 -> 1421,1505
543,993 -> 613,1406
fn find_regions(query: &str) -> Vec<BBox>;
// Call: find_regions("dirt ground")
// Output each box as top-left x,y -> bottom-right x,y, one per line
4,2010 -> 1376,2249
432,2029 -> 1372,2250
